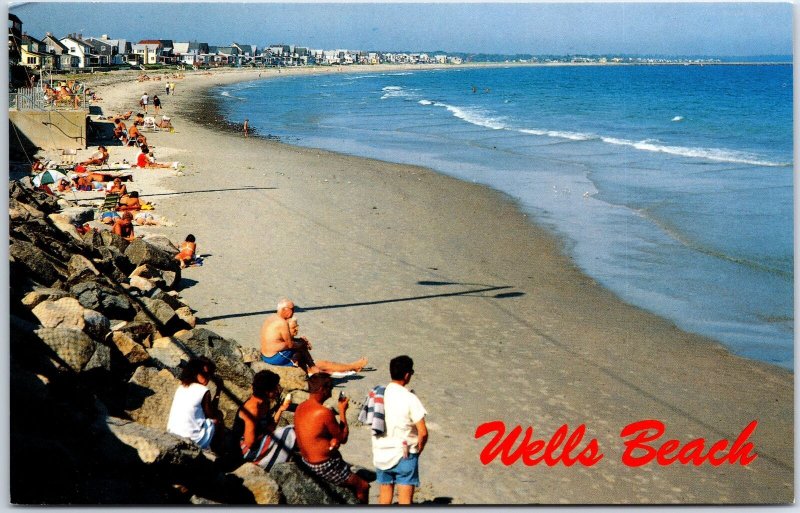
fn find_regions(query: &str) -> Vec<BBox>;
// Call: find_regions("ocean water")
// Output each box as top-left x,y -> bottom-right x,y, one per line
215,65 -> 794,369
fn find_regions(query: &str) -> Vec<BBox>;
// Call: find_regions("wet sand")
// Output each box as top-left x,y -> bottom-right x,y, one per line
80,66 -> 792,504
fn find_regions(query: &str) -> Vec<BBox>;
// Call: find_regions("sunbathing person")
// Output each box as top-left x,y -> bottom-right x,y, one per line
108,177 -> 128,196
175,234 -> 196,269
133,113 -> 145,126
80,145 -> 108,166
287,317 -> 368,375
113,111 -> 133,120
113,118 -> 129,144
127,124 -> 143,146
112,211 -> 136,241
135,146 -> 174,169
117,191 -> 141,211
156,116 -> 174,130
236,370 -> 296,471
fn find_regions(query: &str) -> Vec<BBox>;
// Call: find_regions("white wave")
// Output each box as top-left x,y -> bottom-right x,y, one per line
385,72 -> 413,76
432,102 -> 507,130
518,128 -> 595,141
418,100 -> 433,105
380,85 -> 416,100
219,90 -> 245,101
671,116 -> 684,122
345,74 -> 379,80
220,91 -> 231,97
601,137 -> 789,167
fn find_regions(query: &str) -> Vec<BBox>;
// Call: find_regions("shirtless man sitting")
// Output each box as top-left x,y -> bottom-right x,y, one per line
80,145 -> 108,166
294,373 -> 369,503
260,298 -> 302,366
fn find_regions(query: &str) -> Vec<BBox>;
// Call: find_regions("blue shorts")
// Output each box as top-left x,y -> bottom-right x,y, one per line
261,350 -> 295,366
376,453 -> 420,486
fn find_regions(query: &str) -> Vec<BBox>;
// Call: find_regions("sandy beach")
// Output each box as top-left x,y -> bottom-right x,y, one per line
62,65 -> 792,504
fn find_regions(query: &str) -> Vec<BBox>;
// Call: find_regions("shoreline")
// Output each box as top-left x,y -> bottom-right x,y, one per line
70,66 -> 792,503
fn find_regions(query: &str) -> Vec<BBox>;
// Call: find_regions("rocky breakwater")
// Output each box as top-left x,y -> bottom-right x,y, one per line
9,179 -> 360,505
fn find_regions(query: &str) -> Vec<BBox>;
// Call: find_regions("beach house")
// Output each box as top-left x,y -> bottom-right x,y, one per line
8,13 -> 23,66
42,33 -> 79,70
60,34 -> 98,68
19,34 -> 50,69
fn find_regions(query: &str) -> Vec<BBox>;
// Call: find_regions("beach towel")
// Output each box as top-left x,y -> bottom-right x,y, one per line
357,385 -> 387,436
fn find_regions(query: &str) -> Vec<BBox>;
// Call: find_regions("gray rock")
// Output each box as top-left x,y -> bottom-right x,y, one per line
141,234 -> 179,254
147,336 -> 189,369
126,367 -> 179,430
119,321 -> 157,348
125,238 -> 179,271
270,461 -> 359,505
250,361 -> 308,392
82,307 -> 111,341
33,327 -> 108,373
100,229 -> 129,253
101,416 -> 204,466
9,239 -> 64,285
9,197 -> 45,221
176,328 -> 254,390
67,254 -> 100,278
50,206 -> 95,225
174,306 -> 197,328
230,463 -> 281,504
70,281 -> 136,320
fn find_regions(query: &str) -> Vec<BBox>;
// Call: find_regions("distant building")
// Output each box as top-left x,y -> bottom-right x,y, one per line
8,13 -> 23,65
20,33 -> 50,69
42,33 -> 79,70
60,34 -> 99,68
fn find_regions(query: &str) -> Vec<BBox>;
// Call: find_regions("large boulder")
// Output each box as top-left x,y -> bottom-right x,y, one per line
70,281 -> 136,320
147,336 -> 188,369
31,297 -> 110,340
229,463 -> 281,505
67,254 -> 100,279
100,416 -> 204,467
125,238 -> 179,271
21,287 -> 69,309
33,327 -> 111,373
111,330 -> 151,365
100,230 -> 129,253
9,197 -> 45,221
126,366 -> 179,429
118,321 -> 158,348
176,329 -> 253,390
9,239 -> 65,285
250,361 -> 308,392
270,461 -> 359,505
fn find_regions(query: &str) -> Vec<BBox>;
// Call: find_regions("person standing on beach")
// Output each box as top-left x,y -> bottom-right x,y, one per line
294,373 -> 370,503
372,355 -> 428,505
140,92 -> 149,113
153,95 -> 161,114
169,82 -> 176,95
165,82 -> 170,96
243,118 -> 249,138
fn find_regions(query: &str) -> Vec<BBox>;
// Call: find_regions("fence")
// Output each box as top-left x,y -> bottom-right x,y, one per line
9,86 -> 88,111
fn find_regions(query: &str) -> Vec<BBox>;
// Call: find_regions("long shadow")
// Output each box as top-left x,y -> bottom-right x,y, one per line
143,186 -> 277,198
199,284 -> 522,324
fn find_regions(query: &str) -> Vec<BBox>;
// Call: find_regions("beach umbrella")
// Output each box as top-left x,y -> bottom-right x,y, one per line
32,169 -> 69,187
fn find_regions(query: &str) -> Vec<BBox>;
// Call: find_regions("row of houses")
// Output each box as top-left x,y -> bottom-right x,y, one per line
9,13 -> 463,73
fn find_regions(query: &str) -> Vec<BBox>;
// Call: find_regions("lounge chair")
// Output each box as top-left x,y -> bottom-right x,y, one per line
100,193 -> 120,212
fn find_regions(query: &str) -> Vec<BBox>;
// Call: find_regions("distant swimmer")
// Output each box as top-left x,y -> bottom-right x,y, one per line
484,88 -> 491,93
472,85 -> 477,93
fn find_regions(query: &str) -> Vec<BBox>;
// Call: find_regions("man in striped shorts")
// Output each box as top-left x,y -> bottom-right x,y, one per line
294,373 -> 369,503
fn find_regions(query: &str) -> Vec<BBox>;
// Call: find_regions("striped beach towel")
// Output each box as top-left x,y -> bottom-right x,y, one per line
241,425 -> 297,471
357,385 -> 387,436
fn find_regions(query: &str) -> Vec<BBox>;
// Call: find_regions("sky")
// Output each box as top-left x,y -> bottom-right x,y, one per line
7,2 -> 794,56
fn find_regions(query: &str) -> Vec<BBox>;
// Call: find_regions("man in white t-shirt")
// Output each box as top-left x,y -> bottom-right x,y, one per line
372,355 -> 428,504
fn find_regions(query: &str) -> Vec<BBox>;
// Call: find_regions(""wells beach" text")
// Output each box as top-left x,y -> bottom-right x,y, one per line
474,419 -> 758,467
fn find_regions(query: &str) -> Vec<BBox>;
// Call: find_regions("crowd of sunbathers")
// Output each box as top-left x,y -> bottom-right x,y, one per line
165,298 -> 429,504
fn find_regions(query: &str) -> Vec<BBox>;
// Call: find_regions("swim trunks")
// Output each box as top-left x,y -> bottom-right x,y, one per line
261,350 -> 296,366
302,454 -> 352,485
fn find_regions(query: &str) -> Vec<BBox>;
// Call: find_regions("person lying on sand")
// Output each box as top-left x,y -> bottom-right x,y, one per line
80,145 -> 108,167
135,146 -> 176,169
175,234 -> 196,269
117,191 -> 141,211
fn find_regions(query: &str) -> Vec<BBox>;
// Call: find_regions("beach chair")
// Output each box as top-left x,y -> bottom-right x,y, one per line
142,116 -> 158,132
100,193 -> 120,212
59,149 -> 77,168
